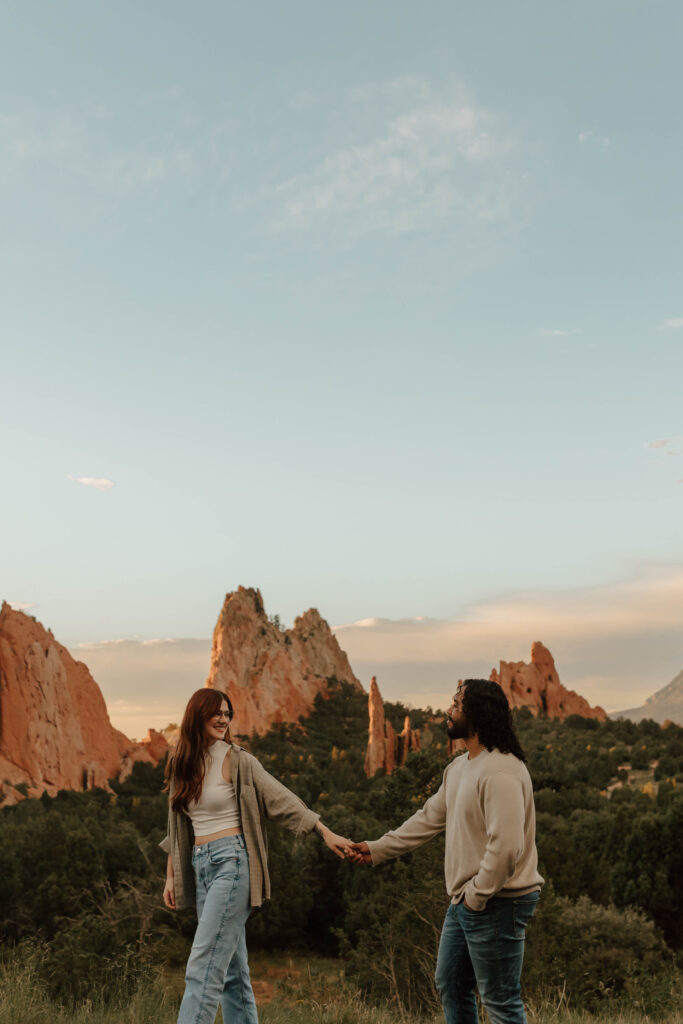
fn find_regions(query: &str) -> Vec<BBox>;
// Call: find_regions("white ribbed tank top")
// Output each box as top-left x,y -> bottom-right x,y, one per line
186,740 -> 242,837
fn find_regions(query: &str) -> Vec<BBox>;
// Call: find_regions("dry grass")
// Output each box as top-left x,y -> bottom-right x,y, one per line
0,955 -> 680,1024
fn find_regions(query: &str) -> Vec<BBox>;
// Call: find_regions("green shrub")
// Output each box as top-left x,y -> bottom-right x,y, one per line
41,918 -> 148,1005
524,885 -> 679,1015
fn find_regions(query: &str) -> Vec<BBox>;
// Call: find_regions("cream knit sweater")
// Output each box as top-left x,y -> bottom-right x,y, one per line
367,749 -> 543,911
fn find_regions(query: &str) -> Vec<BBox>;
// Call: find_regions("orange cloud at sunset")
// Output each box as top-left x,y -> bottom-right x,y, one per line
333,565 -> 683,714
71,566 -> 683,738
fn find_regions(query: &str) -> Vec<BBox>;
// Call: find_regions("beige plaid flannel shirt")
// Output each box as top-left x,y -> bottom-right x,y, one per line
160,743 -> 320,910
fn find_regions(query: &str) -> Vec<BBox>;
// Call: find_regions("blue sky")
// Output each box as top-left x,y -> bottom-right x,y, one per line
2,2 -> 682,733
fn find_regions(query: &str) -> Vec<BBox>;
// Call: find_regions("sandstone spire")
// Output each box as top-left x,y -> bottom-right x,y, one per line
363,676 -> 421,776
398,715 -> 411,766
364,677 -> 385,776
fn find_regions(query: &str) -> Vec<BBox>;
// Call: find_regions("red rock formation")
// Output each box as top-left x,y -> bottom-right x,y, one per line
397,715 -> 421,766
364,677 -> 386,776
363,677 -> 421,775
119,726 -> 175,782
490,642 -> 607,721
160,723 -> 181,748
398,715 -> 411,766
207,587 -> 363,736
0,602 -> 161,805
139,728 -> 171,762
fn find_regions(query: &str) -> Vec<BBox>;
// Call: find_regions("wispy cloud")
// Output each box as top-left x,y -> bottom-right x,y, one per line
660,318 -> 683,330
68,475 -> 115,492
646,437 -> 683,477
647,437 -> 683,454
538,328 -> 570,337
578,130 -> 611,150
7,601 -> 38,612
333,565 -> 683,713
74,635 -> 175,649
273,80 -> 522,236
74,567 -> 683,736
0,105 -> 195,195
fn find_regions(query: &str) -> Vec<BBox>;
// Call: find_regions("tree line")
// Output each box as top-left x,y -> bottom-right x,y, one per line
0,682 -> 681,1016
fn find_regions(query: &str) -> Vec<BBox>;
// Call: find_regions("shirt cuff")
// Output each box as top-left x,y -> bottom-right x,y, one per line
298,809 -> 321,836
365,839 -> 387,865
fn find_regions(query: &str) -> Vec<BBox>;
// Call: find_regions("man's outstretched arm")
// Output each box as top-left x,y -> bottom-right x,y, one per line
348,772 -> 449,866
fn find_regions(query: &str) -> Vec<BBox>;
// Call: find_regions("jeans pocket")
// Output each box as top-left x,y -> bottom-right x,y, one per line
458,901 -> 487,926
210,846 -> 239,865
209,839 -> 236,856
512,893 -> 539,937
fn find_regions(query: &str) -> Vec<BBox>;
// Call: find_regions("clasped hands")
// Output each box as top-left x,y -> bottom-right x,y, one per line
325,833 -> 479,910
346,840 -> 372,865
317,826 -> 372,865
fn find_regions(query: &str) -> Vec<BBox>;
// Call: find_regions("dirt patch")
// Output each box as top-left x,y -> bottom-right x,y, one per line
249,955 -> 344,1006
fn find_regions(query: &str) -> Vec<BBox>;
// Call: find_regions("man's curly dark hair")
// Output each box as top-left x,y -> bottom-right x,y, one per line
461,679 -> 527,762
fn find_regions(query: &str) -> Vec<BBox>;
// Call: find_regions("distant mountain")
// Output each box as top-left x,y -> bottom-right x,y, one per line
613,670 -> 683,725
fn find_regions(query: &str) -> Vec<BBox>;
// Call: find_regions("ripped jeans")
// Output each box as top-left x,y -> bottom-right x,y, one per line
177,834 -> 258,1024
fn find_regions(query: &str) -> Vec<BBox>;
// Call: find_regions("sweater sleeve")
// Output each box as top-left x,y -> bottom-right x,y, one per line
250,757 -> 320,837
366,772 -> 448,865
463,771 -> 525,910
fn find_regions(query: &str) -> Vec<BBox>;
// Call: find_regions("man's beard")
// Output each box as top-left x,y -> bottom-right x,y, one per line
446,716 -> 471,740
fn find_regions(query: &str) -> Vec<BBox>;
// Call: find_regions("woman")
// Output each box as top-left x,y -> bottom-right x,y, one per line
161,687 -> 351,1024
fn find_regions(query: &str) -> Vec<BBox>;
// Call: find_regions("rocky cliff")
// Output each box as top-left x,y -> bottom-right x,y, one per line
0,603 -> 167,805
207,587 -> 364,736
490,641 -> 607,721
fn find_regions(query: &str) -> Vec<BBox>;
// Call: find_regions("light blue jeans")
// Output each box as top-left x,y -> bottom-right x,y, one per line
435,891 -> 540,1024
177,834 -> 258,1024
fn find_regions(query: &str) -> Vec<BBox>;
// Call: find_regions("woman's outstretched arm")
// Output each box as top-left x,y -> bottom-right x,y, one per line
313,820 -> 353,858
249,756 -> 352,855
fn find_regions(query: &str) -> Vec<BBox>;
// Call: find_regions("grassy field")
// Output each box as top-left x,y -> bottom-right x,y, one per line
1,955 -> 681,1024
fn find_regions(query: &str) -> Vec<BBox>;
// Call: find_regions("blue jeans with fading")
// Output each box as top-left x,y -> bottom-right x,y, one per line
435,891 -> 539,1024
177,834 -> 258,1024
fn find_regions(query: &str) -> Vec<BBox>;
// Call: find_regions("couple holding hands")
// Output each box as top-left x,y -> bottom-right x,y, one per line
162,681 -> 543,1024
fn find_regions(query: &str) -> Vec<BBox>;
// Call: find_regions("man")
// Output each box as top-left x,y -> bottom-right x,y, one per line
349,679 -> 543,1024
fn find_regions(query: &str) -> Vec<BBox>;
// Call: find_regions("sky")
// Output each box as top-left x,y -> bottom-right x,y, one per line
2,1 -> 682,737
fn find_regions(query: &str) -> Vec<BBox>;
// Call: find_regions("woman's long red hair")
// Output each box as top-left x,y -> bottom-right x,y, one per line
165,688 -> 232,812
